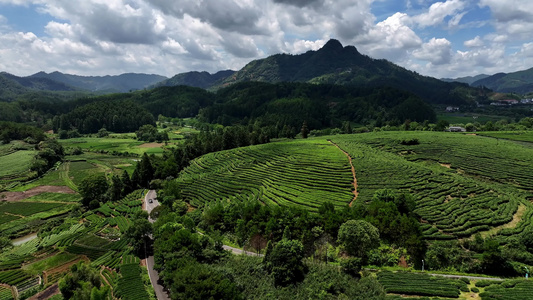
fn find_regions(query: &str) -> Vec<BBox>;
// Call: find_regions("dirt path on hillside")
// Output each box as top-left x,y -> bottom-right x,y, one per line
328,140 -> 358,206
28,284 -> 59,300
0,186 -> 76,202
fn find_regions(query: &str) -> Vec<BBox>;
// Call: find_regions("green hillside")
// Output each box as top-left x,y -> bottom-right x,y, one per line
153,70 -> 234,89
214,39 -> 481,105
29,71 -> 167,93
472,67 -> 533,94
178,132 -> 533,241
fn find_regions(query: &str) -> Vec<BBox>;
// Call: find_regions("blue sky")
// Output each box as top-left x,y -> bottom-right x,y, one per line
0,0 -> 532,78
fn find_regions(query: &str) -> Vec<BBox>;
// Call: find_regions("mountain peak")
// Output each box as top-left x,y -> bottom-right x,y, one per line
321,39 -> 343,51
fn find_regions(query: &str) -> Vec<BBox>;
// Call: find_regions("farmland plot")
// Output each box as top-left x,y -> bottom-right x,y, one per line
176,139 -> 354,211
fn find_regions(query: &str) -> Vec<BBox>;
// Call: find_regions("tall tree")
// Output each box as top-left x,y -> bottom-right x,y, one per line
79,174 -> 109,207
301,121 -> 309,139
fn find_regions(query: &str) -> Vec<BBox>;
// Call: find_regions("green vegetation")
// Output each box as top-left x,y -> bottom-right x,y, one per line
378,271 -> 467,298
0,150 -> 36,177
115,263 -> 150,300
480,280 -> 533,299
175,139 -> 353,210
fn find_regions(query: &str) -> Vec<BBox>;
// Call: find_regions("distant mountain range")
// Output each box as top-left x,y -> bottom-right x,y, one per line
152,70 -> 235,89
443,67 -> 533,95
0,71 -> 168,101
441,74 -> 490,85
29,71 -> 167,93
470,68 -> 533,94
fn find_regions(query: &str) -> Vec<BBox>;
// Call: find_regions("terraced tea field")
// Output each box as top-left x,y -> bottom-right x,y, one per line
175,139 -> 354,211
178,133 -> 533,240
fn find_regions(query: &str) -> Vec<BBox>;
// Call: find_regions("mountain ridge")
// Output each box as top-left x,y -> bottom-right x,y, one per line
205,39 -> 480,105
29,71 -> 167,93
471,67 -> 533,94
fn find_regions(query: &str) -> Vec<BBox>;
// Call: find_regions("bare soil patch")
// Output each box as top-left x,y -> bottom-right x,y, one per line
440,163 -> 451,168
138,143 -> 163,148
0,186 -> 76,202
28,283 -> 59,300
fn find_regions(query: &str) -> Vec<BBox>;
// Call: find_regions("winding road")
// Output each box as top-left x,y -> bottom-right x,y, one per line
143,190 -> 170,300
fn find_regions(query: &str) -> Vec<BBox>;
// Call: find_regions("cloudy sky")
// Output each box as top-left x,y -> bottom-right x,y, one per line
0,0 -> 532,79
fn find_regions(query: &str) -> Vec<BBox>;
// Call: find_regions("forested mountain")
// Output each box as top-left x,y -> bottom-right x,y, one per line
153,70 -> 235,89
441,74 -> 490,85
201,82 -> 436,128
29,71 -> 167,93
209,39 -> 480,105
53,99 -> 155,133
0,72 -> 81,101
471,67 -> 533,94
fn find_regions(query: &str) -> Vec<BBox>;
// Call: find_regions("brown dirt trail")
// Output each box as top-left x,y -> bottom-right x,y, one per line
328,140 -> 358,206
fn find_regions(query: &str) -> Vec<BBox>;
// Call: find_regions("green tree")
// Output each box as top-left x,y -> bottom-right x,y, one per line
97,127 -> 109,137
342,121 -> 353,134
120,170 -> 133,197
265,239 -> 306,286
337,220 -> 379,259
79,174 -> 109,207
109,174 -> 123,202
301,121 -> 309,138
125,211 -> 153,256
59,262 -> 108,299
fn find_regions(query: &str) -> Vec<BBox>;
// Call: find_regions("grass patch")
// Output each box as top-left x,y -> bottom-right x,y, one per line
22,252 -> 78,275
23,192 -> 81,203
0,150 -> 36,177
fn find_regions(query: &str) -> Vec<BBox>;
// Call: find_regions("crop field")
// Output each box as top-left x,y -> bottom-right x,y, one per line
115,263 -> 150,300
479,280 -> 533,299
59,137 -> 169,155
436,113 -> 505,124
177,132 -> 533,239
330,132 -> 533,239
175,139 -> 354,211
378,271 -> 468,298
22,192 -> 81,203
0,286 -> 13,300
0,150 -> 36,178
477,131 -> 533,143
22,252 -> 78,275
0,201 -> 66,216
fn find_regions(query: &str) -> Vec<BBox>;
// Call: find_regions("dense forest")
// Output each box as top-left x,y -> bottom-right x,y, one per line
1,81 -> 437,135
202,82 -> 436,128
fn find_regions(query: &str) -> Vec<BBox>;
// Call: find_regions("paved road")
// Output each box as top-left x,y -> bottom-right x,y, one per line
143,190 -> 170,300
427,273 -> 504,281
222,245 -> 263,257
144,189 -> 158,223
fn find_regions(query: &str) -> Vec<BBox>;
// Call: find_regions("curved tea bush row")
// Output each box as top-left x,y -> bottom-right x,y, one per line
330,135 -> 525,239
115,263 -> 150,300
480,280 -> 533,300
0,286 -> 13,300
176,140 -> 354,211
378,271 -> 466,298
0,270 -> 32,286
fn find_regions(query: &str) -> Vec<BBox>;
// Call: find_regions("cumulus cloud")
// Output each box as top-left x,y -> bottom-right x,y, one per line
464,36 -> 484,48
412,0 -> 466,28
479,0 -> 533,40
356,12 -> 422,61
0,0 -> 532,79
413,37 -> 452,65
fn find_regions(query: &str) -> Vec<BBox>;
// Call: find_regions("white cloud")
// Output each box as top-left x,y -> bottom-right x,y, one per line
0,0 -> 532,80
412,0 -> 466,28
356,12 -> 422,61
464,36 -> 484,48
413,37 -> 452,65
